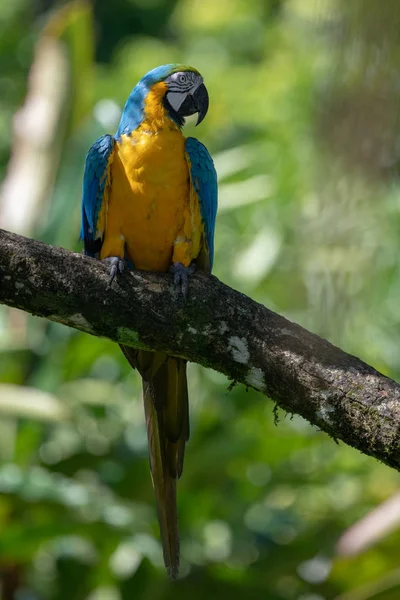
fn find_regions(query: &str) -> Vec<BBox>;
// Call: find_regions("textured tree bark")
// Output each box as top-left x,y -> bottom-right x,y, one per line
0,228 -> 399,470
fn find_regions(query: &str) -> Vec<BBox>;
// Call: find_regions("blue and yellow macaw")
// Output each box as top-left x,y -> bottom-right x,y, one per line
80,64 -> 217,578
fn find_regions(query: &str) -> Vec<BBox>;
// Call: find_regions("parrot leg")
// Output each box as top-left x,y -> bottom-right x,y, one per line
170,262 -> 196,297
102,256 -> 125,287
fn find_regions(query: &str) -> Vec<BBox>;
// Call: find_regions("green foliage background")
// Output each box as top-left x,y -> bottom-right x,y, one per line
1,0 -> 400,598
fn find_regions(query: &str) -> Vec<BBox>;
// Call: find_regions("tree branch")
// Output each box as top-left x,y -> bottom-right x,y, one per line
0,228 -> 399,469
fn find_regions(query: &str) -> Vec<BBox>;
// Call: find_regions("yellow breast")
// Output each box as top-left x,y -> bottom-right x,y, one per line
99,83 -> 204,272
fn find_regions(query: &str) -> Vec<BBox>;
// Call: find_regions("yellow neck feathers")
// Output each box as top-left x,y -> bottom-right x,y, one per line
140,82 -> 180,134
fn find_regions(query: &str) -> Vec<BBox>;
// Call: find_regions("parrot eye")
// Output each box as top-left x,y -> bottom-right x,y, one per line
178,74 -> 187,83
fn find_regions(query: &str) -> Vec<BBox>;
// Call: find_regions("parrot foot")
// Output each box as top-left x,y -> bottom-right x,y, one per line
170,262 -> 196,297
103,256 -> 125,287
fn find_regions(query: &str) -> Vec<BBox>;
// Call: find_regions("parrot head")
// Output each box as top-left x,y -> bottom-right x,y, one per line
162,66 -> 209,126
116,64 -> 209,137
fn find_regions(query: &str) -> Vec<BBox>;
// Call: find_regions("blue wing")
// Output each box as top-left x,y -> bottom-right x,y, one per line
185,137 -> 218,271
81,134 -> 114,257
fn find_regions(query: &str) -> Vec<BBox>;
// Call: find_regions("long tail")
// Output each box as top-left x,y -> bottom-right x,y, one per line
120,345 -> 189,579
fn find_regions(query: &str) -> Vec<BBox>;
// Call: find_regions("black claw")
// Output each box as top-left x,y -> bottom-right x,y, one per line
170,262 -> 196,297
103,256 -> 125,287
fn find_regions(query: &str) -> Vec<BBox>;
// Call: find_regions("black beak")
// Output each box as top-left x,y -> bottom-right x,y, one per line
177,83 -> 209,126
193,83 -> 209,126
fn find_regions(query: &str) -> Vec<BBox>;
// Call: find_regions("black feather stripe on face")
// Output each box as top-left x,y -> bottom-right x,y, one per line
167,83 -> 193,93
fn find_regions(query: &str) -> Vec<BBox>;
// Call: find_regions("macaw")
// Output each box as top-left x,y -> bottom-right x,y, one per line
80,64 -> 218,578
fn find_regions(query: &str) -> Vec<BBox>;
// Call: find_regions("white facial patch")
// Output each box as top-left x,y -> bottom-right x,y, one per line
167,90 -> 186,112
